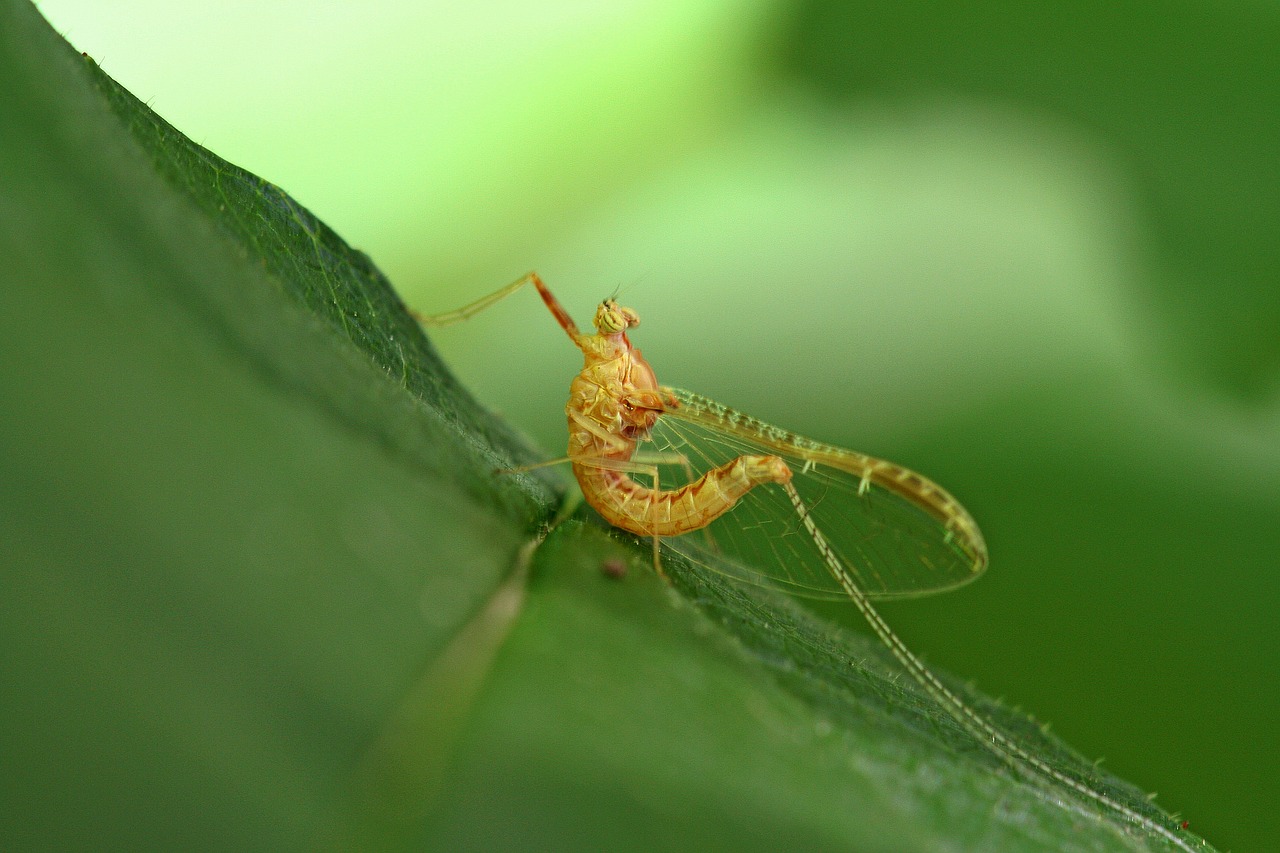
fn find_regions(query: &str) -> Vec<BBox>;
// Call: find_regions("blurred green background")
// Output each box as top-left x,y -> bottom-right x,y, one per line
34,0 -> 1278,848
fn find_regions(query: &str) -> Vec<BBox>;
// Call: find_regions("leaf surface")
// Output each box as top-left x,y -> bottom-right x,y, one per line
0,3 -> 1209,850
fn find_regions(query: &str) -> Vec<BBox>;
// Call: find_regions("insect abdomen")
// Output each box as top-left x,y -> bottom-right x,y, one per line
574,454 -> 791,537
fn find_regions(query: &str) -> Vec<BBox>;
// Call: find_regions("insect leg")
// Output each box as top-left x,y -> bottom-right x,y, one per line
628,447 -> 721,555
412,272 -> 541,327
648,460 -> 663,580
497,456 -> 574,474
631,443 -> 727,556
630,450 -> 689,466
570,455 -> 669,581
527,273 -> 584,341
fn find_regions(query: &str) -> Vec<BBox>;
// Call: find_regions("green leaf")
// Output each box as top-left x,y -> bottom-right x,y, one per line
0,2 -> 1210,851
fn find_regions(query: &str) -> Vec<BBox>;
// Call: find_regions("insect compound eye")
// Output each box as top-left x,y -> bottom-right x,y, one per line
595,301 -> 629,334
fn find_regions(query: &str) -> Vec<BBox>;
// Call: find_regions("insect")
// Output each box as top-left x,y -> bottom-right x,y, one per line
420,273 -> 1196,851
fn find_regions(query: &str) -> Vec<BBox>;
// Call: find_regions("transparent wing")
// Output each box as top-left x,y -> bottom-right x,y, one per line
645,388 -> 988,601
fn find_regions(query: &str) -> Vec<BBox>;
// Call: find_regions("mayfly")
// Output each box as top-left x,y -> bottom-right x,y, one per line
420,272 -> 1196,851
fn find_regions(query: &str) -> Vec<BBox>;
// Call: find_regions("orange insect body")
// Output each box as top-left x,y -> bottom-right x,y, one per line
529,276 -> 792,538
418,273 -> 1198,852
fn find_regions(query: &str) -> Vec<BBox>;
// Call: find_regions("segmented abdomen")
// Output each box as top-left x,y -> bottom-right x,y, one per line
573,454 -> 792,537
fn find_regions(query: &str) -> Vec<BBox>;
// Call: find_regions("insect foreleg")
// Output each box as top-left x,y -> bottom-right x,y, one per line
413,271 -> 588,345
412,272 -> 541,327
